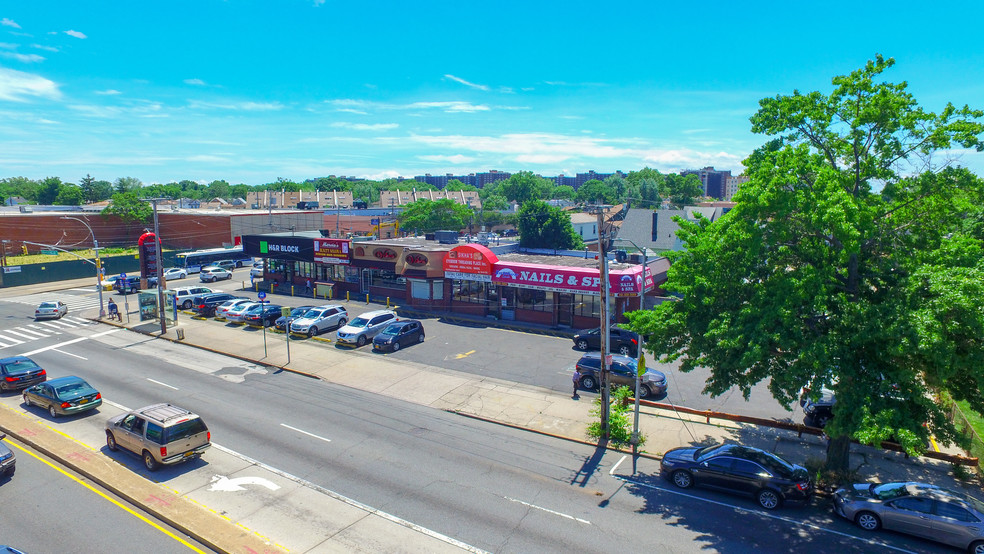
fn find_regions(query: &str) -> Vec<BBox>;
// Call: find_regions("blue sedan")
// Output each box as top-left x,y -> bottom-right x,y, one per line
22,376 -> 102,418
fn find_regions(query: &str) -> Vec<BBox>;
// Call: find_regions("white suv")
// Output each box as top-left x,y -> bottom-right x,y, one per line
336,309 -> 398,347
171,286 -> 213,309
289,305 -> 348,337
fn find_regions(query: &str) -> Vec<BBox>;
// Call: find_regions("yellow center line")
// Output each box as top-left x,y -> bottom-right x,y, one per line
8,441 -> 207,554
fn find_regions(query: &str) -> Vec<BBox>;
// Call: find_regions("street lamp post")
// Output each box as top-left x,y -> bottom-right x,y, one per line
614,238 -> 649,456
61,216 -> 105,318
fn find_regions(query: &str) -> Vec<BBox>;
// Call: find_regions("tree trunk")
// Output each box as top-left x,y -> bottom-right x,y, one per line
826,434 -> 851,473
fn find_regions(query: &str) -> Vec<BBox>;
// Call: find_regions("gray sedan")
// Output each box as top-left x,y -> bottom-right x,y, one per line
834,481 -> 984,553
23,376 -> 102,417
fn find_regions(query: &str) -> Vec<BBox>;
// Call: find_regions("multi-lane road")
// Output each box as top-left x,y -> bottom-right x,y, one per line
0,280 -> 955,553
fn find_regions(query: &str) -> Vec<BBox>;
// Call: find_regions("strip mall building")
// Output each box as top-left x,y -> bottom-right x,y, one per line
244,232 -> 668,328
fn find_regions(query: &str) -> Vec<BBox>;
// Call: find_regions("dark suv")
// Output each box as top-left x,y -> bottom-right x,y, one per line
799,387 -> 835,428
192,292 -> 240,317
115,276 -> 158,294
574,353 -> 666,398
572,326 -> 640,357
0,356 -> 47,392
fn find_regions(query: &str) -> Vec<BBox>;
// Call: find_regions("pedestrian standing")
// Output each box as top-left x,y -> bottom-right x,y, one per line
572,368 -> 581,399
107,298 -> 121,322
306,278 -> 312,295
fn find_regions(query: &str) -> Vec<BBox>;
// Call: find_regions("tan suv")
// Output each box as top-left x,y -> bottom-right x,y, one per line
106,403 -> 211,471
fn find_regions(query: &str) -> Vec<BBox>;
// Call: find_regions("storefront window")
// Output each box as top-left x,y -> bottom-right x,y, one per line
516,288 -> 552,312
343,266 -> 360,283
572,294 -> 601,318
452,280 -> 485,303
367,268 -> 404,289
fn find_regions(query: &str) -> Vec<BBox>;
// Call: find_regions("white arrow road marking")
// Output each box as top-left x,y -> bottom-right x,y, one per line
208,475 -> 281,492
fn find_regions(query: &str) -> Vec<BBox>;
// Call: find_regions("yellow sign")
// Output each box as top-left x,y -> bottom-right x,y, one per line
637,352 -> 646,377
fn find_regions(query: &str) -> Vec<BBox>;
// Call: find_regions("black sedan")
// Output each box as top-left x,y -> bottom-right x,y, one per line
572,326 -> 639,356
275,305 -> 314,331
660,443 -> 813,510
0,432 -> 14,479
0,356 -> 47,392
372,320 -> 425,352
244,304 -> 284,327
22,376 -> 102,417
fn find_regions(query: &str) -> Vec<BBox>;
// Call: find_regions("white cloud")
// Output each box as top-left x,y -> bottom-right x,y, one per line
94,89 -> 122,95
444,74 -> 489,91
0,67 -> 61,101
31,44 -> 59,52
331,122 -> 398,131
188,100 -> 284,111
64,30 -> 87,39
184,78 -> 207,86
418,154 -> 476,164
336,108 -> 368,115
409,101 -> 489,113
1,18 -> 21,29
0,52 -> 45,63
327,98 -> 500,114
515,154 -> 572,164
0,42 -> 16,49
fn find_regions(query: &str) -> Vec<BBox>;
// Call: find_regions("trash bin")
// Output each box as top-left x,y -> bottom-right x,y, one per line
176,328 -> 185,341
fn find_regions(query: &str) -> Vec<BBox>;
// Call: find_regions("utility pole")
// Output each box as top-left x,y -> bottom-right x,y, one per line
615,238 -> 649,457
147,199 -> 167,335
594,205 -> 612,439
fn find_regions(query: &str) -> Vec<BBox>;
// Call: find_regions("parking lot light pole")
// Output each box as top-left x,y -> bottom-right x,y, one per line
614,237 -> 649,456
61,216 -> 105,318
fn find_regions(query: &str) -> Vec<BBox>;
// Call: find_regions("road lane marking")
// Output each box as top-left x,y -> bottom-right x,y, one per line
37,322 -> 66,332
52,348 -> 87,360
45,319 -> 80,329
209,475 -> 281,492
3,329 -> 44,340
609,455 -> 627,475
455,350 -> 476,359
0,334 -> 25,345
614,475 -> 915,553
280,423 -> 331,442
147,378 -> 179,390
26,324 -> 57,334
504,496 -> 591,524
69,287 -> 98,292
7,441 -> 208,554
14,326 -> 49,338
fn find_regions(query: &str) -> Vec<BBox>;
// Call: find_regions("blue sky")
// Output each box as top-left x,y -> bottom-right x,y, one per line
1,1 -> 982,186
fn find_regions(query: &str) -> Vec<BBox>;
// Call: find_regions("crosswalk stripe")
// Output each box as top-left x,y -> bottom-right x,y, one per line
42,319 -> 79,329
35,322 -> 65,333
3,329 -> 42,340
0,333 -> 25,345
13,327 -> 49,339
26,325 -> 56,334
64,316 -> 94,326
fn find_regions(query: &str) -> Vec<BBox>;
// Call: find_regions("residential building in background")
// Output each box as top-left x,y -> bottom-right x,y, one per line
726,174 -> 750,200
682,166 -> 732,200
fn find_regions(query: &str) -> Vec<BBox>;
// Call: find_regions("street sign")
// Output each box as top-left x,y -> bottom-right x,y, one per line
41,250 -> 58,255
120,273 -> 127,280
257,291 -> 267,300
605,354 -> 613,366
637,352 -> 647,377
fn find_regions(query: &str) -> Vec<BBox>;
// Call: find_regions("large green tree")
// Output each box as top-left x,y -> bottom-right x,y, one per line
661,173 -> 703,207
36,176 -> 64,205
54,184 -> 84,205
518,200 -> 584,250
575,179 -> 617,204
626,56 -> 984,472
102,191 -> 152,224
114,176 -> 143,194
398,198 -> 473,234
489,171 -> 552,204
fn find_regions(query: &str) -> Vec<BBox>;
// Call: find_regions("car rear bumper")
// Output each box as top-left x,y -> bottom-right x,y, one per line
61,398 -> 102,415
3,376 -> 45,390
161,443 -> 211,465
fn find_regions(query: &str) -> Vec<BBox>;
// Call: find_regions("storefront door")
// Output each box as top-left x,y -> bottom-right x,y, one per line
361,268 -> 372,293
500,287 -> 516,321
557,293 -> 573,327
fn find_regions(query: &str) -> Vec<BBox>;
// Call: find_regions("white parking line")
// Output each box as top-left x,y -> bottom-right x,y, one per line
504,496 -> 591,525
614,475 -> 916,553
610,455 -> 627,475
146,378 -> 179,390
69,288 -> 98,292
280,423 -> 331,443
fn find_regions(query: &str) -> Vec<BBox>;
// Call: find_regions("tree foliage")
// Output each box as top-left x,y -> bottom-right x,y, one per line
102,191 -> 152,223
36,176 -> 64,205
662,174 -> 703,207
576,179 -> 617,204
397,198 -> 473,234
54,184 -> 84,205
517,200 -> 584,250
488,171 -> 552,204
625,56 -> 984,471
114,176 -> 143,194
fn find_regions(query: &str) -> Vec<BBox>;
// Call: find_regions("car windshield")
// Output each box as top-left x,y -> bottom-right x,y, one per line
56,381 -> 88,395
349,317 -> 370,327
3,359 -> 41,373
302,309 -> 323,319
290,307 -> 309,317
380,325 -> 402,336
695,444 -> 730,460
871,483 -> 910,500
163,418 -> 207,442
39,302 -> 57,308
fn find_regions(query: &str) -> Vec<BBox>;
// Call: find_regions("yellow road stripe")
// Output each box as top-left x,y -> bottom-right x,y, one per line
8,441 -> 207,554
930,434 -> 940,452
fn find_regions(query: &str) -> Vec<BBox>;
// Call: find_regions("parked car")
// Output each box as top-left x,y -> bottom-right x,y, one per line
275,305 -> 314,331
115,276 -> 158,294
213,259 -> 239,270
336,309 -> 399,347
799,387 -> 836,428
35,301 -> 68,320
105,403 -> 211,471
250,265 -> 264,278
213,298 -> 254,320
834,481 -> 984,552
373,320 -> 425,352
244,304 -> 283,327
0,356 -> 47,392
225,302 -> 260,324
162,267 -> 187,281
100,275 -> 121,291
200,267 -> 233,282
290,305 -> 348,337
572,326 -> 640,357
501,229 -> 518,237
574,353 -> 666,398
192,293 -> 240,317
172,286 -> 214,309
0,432 -> 14,479
22,376 -> 102,418
660,443 -> 813,510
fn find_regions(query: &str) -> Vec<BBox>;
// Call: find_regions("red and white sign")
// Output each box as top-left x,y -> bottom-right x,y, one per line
313,238 -> 350,264
490,262 -> 650,296
443,244 -> 497,282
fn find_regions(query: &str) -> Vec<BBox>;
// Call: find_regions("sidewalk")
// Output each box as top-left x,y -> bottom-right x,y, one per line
2,277 -> 981,552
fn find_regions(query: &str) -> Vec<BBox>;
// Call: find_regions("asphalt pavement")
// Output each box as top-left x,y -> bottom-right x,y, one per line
1,276 -> 980,553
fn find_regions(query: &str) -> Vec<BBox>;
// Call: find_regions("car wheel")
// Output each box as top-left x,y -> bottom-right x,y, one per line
49,405 -> 58,418
392,341 -> 400,351
618,344 -> 632,356
106,432 -> 118,452
308,326 -> 318,337
357,335 -> 367,347
337,318 -> 347,327
672,470 -> 694,489
639,384 -> 652,398
580,375 -> 597,390
855,511 -> 881,531
23,395 -> 31,407
969,540 -> 984,554
576,339 -> 589,350
756,489 -> 781,510
815,414 -> 831,428
182,300 -> 192,309
418,332 -> 425,343
142,450 -> 160,471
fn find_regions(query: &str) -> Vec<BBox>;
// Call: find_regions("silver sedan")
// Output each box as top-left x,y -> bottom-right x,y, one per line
35,301 -> 67,320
